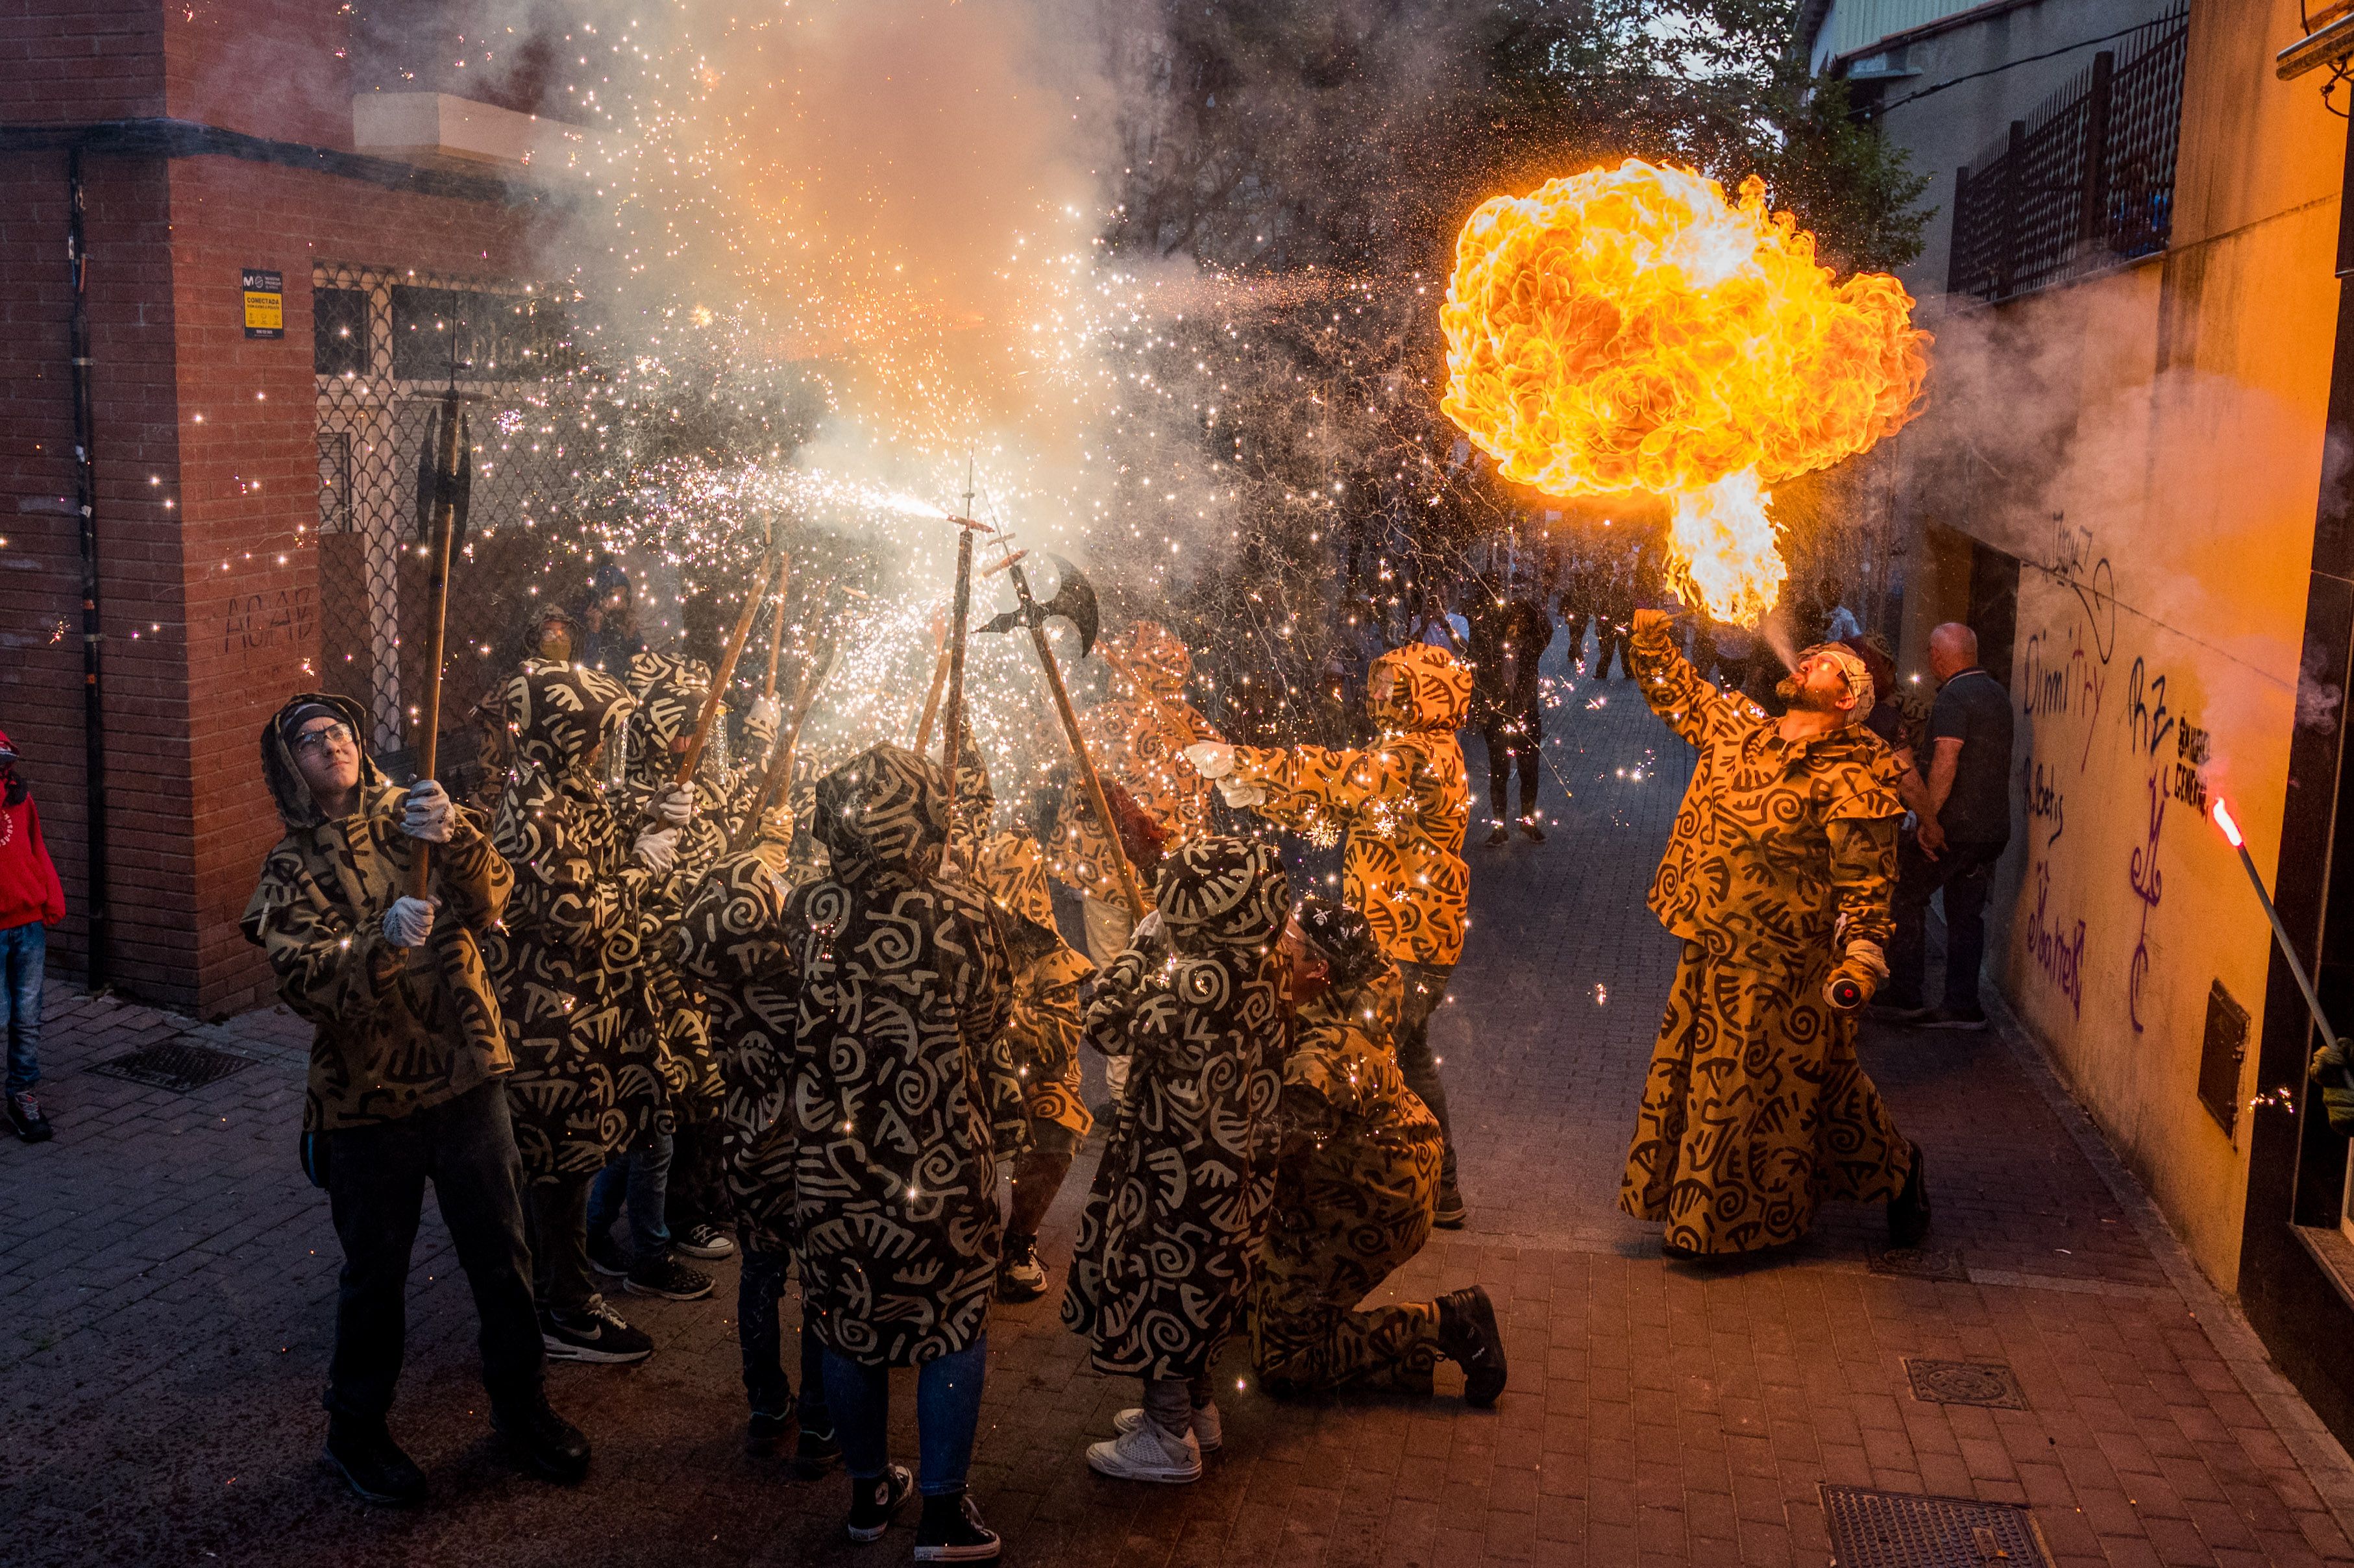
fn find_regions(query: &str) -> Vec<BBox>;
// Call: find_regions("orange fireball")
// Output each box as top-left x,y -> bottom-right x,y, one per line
1440,160 -> 1928,623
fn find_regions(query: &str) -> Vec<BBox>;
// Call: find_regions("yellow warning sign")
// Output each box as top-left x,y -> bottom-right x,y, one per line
242,268 -> 284,339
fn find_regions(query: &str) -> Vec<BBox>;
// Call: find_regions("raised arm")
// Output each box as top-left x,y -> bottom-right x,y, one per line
1628,609 -> 1738,750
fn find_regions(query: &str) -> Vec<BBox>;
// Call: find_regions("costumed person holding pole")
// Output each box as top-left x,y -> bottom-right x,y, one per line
1184,642 -> 1476,1227
243,693 -> 591,1501
484,663 -> 671,1364
1618,607 -> 1931,1257
1062,836 -> 1290,1485
1254,896 -> 1506,1401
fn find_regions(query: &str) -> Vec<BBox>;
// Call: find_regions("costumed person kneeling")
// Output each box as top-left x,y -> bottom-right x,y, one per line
243,695 -> 589,1504
785,746 -> 1024,1563
1063,837 -> 1290,1484
1183,642 -> 1475,1227
1257,897 -> 1506,1404
1619,608 -> 1931,1258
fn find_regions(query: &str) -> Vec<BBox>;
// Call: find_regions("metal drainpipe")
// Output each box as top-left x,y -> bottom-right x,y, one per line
66,142 -> 110,992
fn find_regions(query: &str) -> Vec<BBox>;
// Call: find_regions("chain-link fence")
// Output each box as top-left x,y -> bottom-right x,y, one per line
313,261 -> 601,794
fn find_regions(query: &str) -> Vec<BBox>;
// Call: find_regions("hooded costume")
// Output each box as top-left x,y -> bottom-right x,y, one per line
482,665 -> 664,1177
1253,901 -> 1447,1394
1620,617 -> 1917,1254
242,693 -> 514,1132
1227,643 -> 1472,968
1046,621 -> 1221,909
782,745 -> 1022,1366
1061,836 -> 1291,1380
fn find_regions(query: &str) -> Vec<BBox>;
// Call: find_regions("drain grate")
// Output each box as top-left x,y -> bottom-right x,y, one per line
1906,1358 -> 2028,1410
1822,1485 -> 2051,1567
1870,1245 -> 1970,1283
91,1038 -> 260,1093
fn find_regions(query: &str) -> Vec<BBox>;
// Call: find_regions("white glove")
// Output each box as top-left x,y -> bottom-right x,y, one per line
383,895 -> 437,948
1182,741 -> 1236,779
1218,778 -> 1268,808
748,695 -> 782,732
652,785 -> 695,827
400,779 -> 453,843
634,827 -> 680,876
1131,909 -> 1164,946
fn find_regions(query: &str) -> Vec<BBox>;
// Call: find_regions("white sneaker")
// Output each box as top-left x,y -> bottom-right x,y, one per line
1112,1401 -> 1221,1452
1086,1416 -> 1203,1483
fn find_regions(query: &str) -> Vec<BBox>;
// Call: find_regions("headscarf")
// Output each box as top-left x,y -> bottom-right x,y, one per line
812,743 -> 949,888
1800,641 -> 1874,722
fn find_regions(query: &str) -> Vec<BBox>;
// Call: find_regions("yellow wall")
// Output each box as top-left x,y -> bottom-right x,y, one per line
1882,0 -> 2344,1288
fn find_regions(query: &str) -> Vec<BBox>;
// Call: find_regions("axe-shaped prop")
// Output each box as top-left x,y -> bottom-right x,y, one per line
983,548 -> 1145,921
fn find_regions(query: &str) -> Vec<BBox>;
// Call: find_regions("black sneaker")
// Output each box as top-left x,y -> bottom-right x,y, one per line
1888,1141 -> 1933,1249
1517,817 -> 1546,842
323,1419 -> 426,1506
492,1397 -> 591,1485
1481,824 -> 1510,848
746,1408 -> 798,1459
1432,1188 -> 1467,1230
676,1222 -> 737,1260
796,1423 -> 844,1478
541,1301 -> 654,1364
1913,1008 -> 1988,1031
587,1227 -> 630,1279
914,1490 -> 1001,1563
6,1091 -> 53,1144
1437,1285 -> 1508,1408
846,1464 -> 914,1542
625,1255 -> 714,1301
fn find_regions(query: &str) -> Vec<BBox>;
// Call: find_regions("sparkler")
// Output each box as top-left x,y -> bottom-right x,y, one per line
2212,797 -> 2344,1055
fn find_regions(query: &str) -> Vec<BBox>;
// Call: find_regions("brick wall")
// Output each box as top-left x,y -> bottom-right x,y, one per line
163,0 -> 353,151
0,0 -> 165,125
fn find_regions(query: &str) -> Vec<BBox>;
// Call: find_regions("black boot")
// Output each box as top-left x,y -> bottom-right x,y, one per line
796,1421 -> 844,1479
746,1407 -> 798,1459
323,1417 -> 426,1506
493,1397 -> 592,1485
1436,1286 -> 1508,1408
1887,1140 -> 1932,1249
914,1489 -> 1002,1563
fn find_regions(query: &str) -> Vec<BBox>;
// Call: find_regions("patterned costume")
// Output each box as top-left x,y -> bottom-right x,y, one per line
1253,959 -> 1447,1393
1046,621 -> 1222,909
784,746 -> 1024,1366
1619,619 -> 1916,1254
483,665 -> 663,1177
1228,643 -> 1473,968
242,692 -> 513,1133
970,831 -> 1095,1145
1062,837 -> 1290,1379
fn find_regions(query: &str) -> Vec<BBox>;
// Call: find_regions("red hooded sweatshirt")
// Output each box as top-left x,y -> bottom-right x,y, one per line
0,729 -> 66,931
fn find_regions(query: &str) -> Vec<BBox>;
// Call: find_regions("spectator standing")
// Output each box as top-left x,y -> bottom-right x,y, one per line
1883,623 -> 2016,1029
0,730 -> 64,1143
1465,573 -> 1554,844
1588,549 -> 1636,680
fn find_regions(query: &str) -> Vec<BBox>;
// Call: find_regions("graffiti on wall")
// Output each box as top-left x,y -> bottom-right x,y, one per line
2024,860 -> 2085,1016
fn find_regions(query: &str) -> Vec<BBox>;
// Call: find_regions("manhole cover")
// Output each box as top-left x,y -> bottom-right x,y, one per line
92,1039 -> 259,1093
1822,1485 -> 2051,1567
1905,1358 -> 2028,1410
1869,1245 -> 1969,1282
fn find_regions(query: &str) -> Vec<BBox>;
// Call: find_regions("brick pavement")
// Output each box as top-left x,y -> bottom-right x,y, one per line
6,631 -> 2354,1565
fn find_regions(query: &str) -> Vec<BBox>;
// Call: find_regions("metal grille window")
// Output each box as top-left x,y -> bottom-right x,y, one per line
312,263 -> 603,790
1945,7 -> 2188,305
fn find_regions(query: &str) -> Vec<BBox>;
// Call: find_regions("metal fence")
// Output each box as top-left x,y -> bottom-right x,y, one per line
313,262 -> 601,792
1945,8 -> 2189,305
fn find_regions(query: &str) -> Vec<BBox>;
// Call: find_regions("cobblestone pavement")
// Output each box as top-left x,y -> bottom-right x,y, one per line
9,633 -> 2354,1566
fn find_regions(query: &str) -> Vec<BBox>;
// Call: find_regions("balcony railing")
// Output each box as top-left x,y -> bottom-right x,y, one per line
1945,8 -> 2189,304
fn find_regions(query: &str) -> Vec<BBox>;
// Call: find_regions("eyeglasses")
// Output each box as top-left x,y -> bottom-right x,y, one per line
294,721 -> 357,758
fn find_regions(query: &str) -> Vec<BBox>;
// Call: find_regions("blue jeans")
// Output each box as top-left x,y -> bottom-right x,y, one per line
588,1123 -> 673,1263
1,920 -> 45,1096
739,1248 -> 831,1428
820,1337 -> 988,1496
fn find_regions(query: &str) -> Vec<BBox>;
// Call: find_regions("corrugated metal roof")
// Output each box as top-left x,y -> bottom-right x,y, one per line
1811,0 -> 1989,65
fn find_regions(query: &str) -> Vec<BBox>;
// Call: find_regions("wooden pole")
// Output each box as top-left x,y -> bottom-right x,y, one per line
912,615 -> 951,754
731,624 -> 839,854
938,521 -> 985,850
1006,556 -> 1146,921
676,552 -> 781,789
405,390 -> 464,913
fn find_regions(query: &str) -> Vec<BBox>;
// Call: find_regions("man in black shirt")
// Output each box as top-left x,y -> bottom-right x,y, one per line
1883,623 -> 2015,1028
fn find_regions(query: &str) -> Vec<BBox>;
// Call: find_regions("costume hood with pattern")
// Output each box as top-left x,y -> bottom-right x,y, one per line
258,692 -> 386,832
499,664 -> 634,780
1108,620 -> 1192,703
1156,835 -> 1288,955
813,744 -> 949,887
1369,644 -> 1471,734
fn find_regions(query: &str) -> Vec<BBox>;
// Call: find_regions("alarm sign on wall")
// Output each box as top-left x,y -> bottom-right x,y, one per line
242,269 -> 284,339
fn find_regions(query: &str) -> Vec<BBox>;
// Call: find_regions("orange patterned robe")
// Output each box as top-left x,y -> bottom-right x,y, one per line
1618,619 -> 1914,1255
1046,621 -> 1222,909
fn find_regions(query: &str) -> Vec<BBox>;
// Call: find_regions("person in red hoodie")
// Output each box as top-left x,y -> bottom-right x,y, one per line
0,731 -> 66,1144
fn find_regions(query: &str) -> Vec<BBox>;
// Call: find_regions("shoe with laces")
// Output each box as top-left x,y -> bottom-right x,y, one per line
625,1255 -> 714,1301
997,1234 -> 1048,1301
1085,1415 -> 1202,1483
846,1464 -> 914,1542
914,1490 -> 1001,1563
587,1228 -> 630,1279
746,1408 -> 798,1459
1438,1285 -> 1508,1408
1432,1187 -> 1467,1229
323,1418 -> 426,1506
1112,1401 -> 1221,1452
540,1301 -> 653,1364
6,1091 -> 52,1144
675,1222 -> 736,1260
491,1397 -> 592,1485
